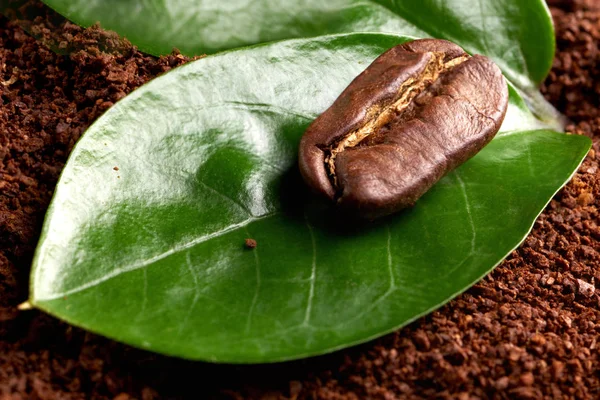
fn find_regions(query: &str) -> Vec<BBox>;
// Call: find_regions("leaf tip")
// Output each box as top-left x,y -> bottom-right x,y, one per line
17,301 -> 33,311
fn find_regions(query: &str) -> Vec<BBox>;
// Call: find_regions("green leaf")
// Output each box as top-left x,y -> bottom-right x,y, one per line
40,0 -> 553,88
30,34 -> 591,363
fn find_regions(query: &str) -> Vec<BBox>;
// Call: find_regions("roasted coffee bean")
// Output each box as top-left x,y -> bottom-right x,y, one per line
298,39 -> 509,220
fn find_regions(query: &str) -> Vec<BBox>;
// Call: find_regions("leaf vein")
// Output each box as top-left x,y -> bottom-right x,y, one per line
302,216 -> 317,327
245,227 -> 261,334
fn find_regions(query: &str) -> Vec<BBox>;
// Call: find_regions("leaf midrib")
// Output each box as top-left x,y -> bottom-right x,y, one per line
35,213 -> 279,301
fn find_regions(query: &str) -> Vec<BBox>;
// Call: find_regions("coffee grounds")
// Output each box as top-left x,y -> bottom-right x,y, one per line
0,0 -> 598,399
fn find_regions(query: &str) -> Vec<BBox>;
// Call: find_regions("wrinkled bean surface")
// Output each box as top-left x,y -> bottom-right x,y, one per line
298,39 -> 509,219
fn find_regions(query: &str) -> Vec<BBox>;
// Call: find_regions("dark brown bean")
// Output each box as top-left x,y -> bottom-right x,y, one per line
298,39 -> 509,220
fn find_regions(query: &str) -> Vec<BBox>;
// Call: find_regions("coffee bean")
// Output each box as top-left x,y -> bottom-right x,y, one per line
299,39 -> 509,219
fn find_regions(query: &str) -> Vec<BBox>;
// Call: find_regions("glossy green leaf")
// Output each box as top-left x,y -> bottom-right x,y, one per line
41,0 -> 553,88
30,34 -> 591,363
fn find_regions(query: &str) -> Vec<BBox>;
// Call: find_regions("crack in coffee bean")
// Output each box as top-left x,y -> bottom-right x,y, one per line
324,53 -> 470,188
299,39 -> 509,219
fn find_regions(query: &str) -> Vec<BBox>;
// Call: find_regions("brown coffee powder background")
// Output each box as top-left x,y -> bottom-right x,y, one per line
0,0 -> 598,398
